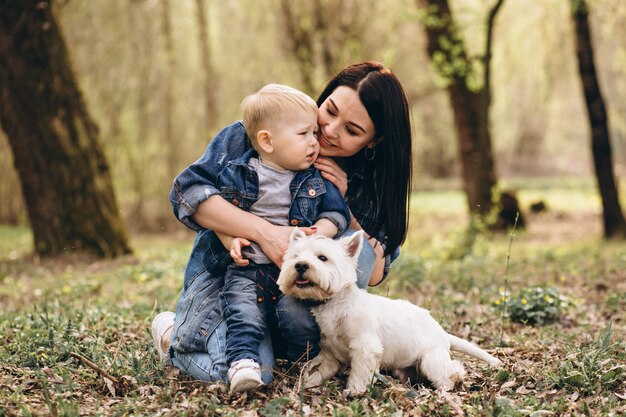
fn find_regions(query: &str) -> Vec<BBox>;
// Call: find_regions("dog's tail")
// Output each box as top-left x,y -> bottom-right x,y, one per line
448,335 -> 502,366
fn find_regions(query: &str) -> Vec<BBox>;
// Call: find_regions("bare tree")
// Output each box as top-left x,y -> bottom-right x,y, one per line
161,0 -> 178,183
417,0 -> 505,217
279,0 -> 374,94
279,0 -> 316,94
570,0 -> 626,238
195,0 -> 218,132
0,0 -> 132,257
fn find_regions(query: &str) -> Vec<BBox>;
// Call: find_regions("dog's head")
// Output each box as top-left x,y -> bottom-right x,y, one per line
277,229 -> 364,301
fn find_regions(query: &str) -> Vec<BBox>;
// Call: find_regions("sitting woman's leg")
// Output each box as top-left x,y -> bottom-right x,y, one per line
168,267 -> 275,383
275,295 -> 320,363
171,320 -> 275,384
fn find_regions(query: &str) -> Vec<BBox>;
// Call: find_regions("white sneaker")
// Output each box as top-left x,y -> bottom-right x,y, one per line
228,359 -> 264,393
151,311 -> 175,362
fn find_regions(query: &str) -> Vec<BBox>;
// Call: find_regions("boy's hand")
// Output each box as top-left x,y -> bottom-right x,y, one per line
230,238 -> 251,266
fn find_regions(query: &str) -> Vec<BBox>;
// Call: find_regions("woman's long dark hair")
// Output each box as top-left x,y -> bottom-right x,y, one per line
317,61 -> 412,255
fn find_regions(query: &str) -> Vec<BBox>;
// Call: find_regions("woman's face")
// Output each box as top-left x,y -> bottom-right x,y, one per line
317,86 -> 376,158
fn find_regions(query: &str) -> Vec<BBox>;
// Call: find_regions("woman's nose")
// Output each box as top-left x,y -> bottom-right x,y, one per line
325,121 -> 338,138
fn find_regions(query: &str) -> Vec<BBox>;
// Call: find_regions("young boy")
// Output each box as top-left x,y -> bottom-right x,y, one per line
214,84 -> 350,393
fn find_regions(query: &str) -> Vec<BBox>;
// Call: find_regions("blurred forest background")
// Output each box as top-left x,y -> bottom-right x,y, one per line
1,0 -> 625,239
1,3 -> 626,414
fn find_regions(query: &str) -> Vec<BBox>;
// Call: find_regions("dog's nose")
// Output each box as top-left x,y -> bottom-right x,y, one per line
295,262 -> 309,274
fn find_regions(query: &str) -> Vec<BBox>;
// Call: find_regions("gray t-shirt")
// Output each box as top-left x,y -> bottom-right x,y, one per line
243,157 -> 295,264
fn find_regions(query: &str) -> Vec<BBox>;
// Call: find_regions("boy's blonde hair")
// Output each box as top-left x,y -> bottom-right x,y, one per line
241,83 -> 318,143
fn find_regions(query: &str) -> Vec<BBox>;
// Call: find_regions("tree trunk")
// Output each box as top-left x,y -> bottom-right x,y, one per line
161,0 -> 178,184
195,0 -> 217,133
279,0 -> 316,95
571,0 -> 626,238
418,0 -> 502,216
0,0 -> 132,257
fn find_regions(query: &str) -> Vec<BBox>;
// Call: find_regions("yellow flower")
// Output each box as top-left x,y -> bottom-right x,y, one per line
494,300 -> 501,305
559,275 -> 566,282
544,295 -> 553,303
521,298 -> 527,305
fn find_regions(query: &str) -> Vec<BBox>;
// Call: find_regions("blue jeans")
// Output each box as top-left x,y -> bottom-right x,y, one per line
170,228 -> 375,382
220,263 -> 319,366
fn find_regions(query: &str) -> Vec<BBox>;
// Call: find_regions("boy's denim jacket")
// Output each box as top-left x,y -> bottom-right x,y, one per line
169,121 -> 350,288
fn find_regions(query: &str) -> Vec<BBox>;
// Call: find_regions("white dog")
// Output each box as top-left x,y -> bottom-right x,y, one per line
277,229 -> 502,395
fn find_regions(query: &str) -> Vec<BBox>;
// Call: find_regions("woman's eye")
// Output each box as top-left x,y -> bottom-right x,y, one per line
317,255 -> 328,262
346,126 -> 357,136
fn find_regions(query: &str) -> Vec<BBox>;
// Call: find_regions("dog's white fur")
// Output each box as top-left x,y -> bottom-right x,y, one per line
277,229 -> 502,395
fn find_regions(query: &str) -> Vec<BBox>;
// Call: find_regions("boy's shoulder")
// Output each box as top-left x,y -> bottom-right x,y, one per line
209,120 -> 251,155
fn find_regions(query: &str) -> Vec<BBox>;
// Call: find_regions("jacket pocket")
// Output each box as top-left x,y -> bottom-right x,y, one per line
295,178 -> 326,219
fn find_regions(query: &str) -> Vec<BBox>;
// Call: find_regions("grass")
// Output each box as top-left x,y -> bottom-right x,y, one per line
1,177 -> 625,415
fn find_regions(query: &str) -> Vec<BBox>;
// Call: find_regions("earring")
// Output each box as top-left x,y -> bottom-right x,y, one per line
364,147 -> 376,161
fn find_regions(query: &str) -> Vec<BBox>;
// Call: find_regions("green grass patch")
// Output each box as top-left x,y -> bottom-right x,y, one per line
1,180 -> 625,415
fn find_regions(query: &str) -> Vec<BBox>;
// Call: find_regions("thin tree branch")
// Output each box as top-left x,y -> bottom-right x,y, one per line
484,0 -> 506,97
70,352 -> 119,384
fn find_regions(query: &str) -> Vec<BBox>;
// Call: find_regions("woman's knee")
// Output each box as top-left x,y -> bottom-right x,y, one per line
172,319 -> 228,381
275,296 -> 318,338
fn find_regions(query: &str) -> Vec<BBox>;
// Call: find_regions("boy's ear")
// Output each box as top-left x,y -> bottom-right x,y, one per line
256,130 -> 274,153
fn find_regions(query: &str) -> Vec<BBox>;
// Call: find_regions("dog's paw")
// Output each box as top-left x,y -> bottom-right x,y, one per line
345,380 -> 367,396
302,371 -> 324,388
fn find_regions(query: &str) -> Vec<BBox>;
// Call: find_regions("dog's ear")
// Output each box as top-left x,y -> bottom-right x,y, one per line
289,227 -> 307,244
340,230 -> 364,261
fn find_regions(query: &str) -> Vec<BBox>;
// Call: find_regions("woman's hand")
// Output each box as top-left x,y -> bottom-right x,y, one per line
256,224 -> 317,267
314,157 -> 348,197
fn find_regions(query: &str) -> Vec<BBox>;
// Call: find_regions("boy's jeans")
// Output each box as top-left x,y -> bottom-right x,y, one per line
170,228 -> 375,383
220,263 -> 318,366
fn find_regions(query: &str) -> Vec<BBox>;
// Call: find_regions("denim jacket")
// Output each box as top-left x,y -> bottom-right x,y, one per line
170,121 -> 399,353
193,147 -> 349,276
169,121 -> 352,288
170,121 -> 399,285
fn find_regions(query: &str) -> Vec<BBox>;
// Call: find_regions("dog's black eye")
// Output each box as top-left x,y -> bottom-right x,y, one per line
317,255 -> 328,262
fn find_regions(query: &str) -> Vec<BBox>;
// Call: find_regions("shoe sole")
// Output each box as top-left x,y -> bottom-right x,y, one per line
229,378 -> 263,394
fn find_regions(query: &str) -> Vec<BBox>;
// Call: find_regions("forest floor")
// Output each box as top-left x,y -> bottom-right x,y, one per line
1,179 -> 625,416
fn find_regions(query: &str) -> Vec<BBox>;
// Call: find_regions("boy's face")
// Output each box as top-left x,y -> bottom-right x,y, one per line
264,109 -> 319,171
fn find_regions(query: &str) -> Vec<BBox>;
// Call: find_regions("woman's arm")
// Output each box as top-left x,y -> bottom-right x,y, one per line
192,195 -> 295,266
312,218 -> 337,238
366,236 -> 386,286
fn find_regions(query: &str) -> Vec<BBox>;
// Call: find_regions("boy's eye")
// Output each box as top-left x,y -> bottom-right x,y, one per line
317,255 -> 328,262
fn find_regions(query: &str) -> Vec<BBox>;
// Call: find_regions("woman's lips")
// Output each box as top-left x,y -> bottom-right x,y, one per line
318,134 -> 336,148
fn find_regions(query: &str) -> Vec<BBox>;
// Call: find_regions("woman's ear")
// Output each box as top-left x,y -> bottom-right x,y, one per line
368,136 -> 383,148
256,130 -> 274,153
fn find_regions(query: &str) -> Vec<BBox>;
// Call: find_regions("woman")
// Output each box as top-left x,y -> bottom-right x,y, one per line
152,61 -> 413,383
